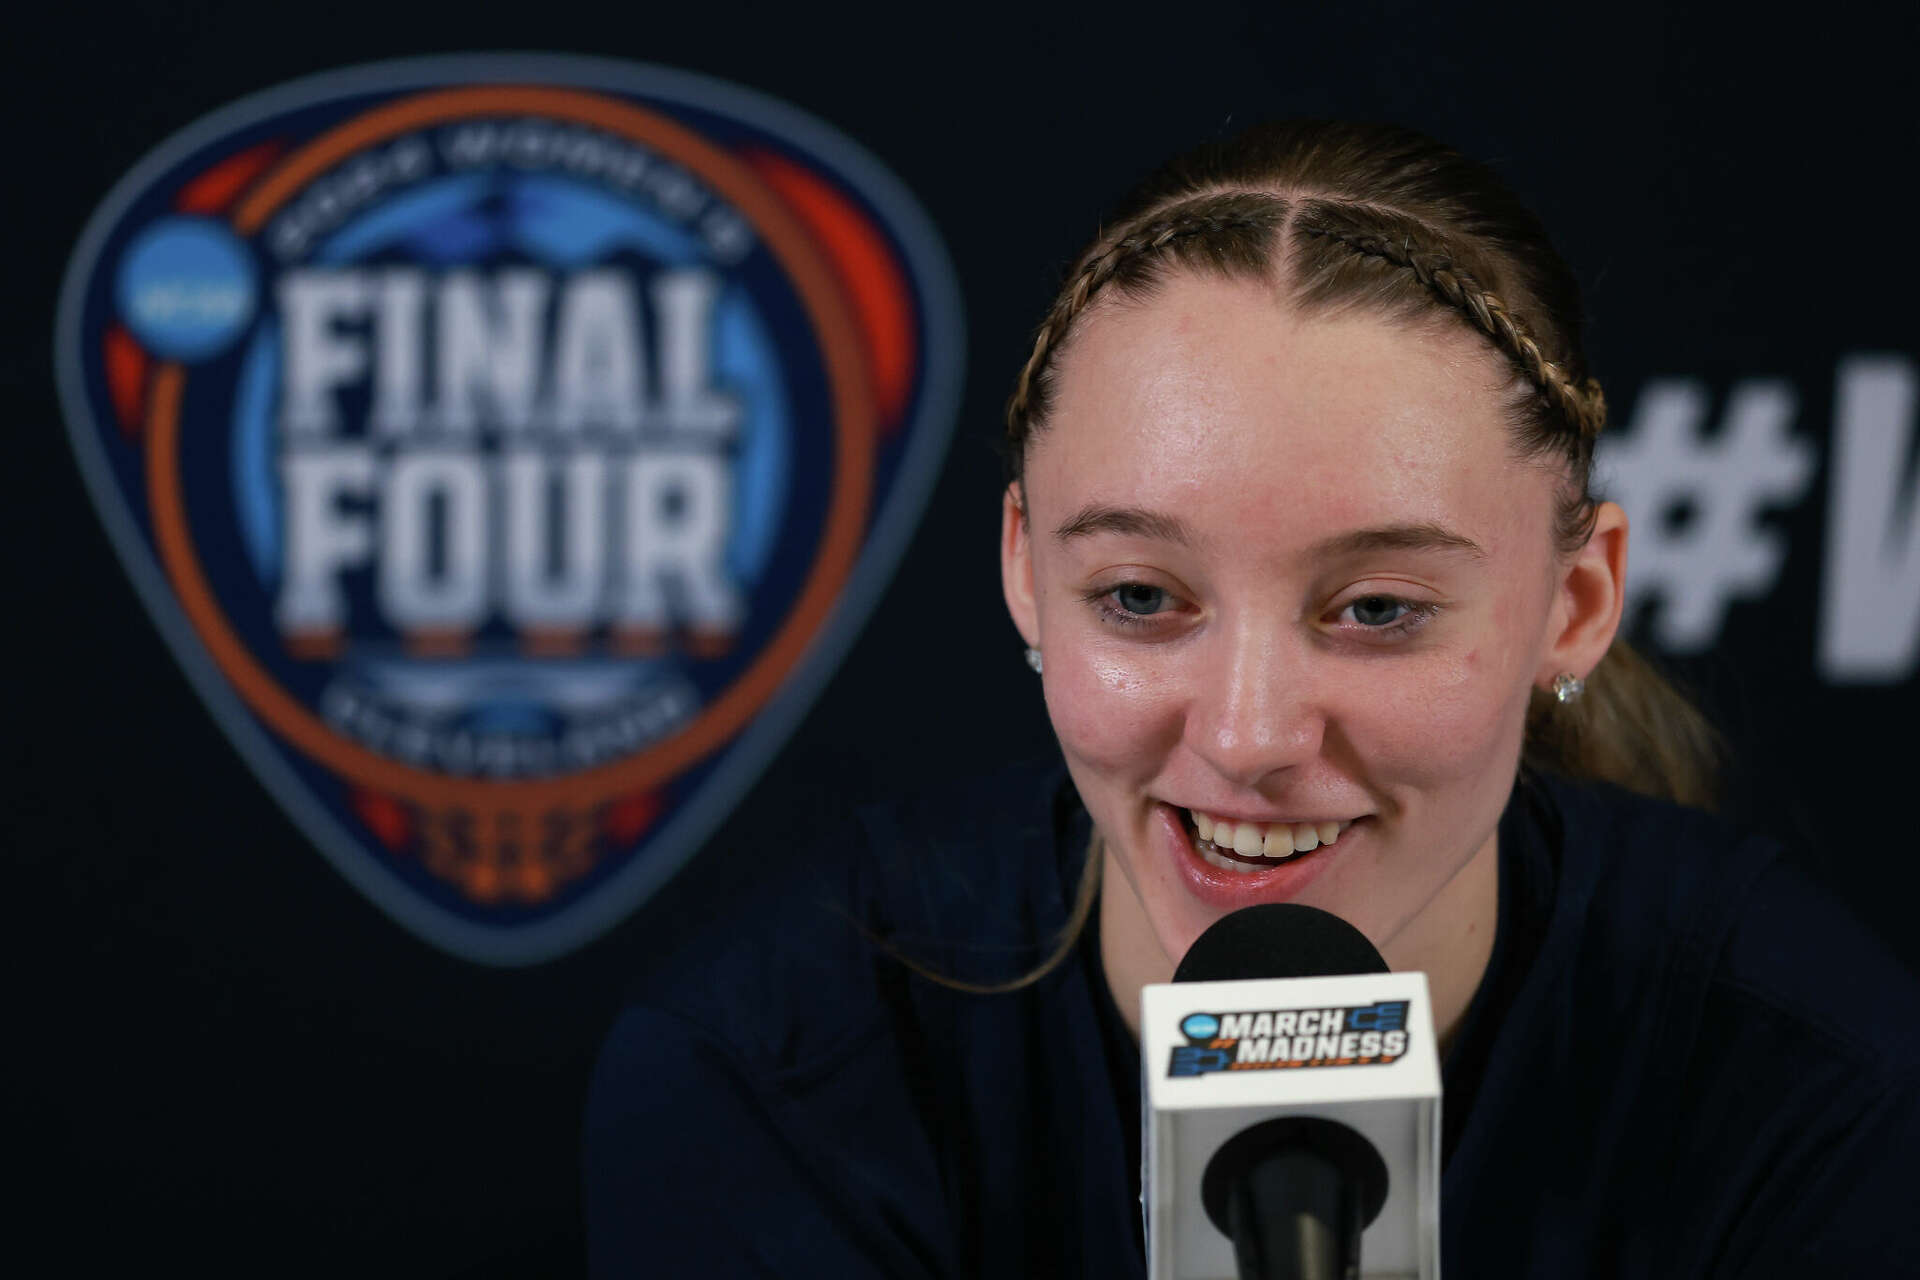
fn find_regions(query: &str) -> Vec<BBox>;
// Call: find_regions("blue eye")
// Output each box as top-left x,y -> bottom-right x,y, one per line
1112,584 -> 1170,615
1081,581 -> 1181,629
1349,595 -> 1406,627
1338,594 -> 1439,638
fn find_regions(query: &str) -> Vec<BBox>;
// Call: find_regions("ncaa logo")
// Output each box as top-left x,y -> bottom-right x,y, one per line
55,56 -> 963,963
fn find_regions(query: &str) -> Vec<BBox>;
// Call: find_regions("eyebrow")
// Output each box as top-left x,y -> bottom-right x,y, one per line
1309,522 -> 1486,561
1053,503 -> 1198,546
1051,504 -> 1484,561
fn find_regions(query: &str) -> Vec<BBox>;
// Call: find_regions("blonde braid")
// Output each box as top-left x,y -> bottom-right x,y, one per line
1298,223 -> 1608,440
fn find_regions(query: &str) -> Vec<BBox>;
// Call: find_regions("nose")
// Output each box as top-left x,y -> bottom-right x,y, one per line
1184,617 -> 1326,787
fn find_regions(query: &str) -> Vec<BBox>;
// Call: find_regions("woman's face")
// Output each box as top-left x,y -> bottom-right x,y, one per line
1003,272 -> 1605,979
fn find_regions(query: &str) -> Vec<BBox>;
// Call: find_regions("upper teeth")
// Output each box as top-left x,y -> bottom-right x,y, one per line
1190,810 -> 1352,865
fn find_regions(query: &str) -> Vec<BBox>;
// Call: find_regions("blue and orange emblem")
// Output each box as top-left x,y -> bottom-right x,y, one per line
55,57 -> 963,962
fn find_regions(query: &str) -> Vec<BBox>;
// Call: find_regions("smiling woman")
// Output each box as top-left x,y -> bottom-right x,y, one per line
1005,292 -> 1585,1047
586,122 -> 1920,1278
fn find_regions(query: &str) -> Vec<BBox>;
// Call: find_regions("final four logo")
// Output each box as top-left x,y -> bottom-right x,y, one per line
55,57 -> 963,963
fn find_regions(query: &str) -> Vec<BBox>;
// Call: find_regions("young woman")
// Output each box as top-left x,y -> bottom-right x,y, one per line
586,121 -> 1920,1277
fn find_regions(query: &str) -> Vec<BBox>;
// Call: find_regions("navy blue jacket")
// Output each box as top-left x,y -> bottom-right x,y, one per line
584,764 -> 1920,1276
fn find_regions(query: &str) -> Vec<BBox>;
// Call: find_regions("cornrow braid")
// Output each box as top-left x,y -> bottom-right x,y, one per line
1004,193 -> 1285,474
1003,193 -> 1608,493
1296,221 -> 1608,441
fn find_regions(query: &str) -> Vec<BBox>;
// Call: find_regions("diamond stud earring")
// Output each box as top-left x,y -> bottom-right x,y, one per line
1552,672 -> 1585,703
1024,647 -> 1043,674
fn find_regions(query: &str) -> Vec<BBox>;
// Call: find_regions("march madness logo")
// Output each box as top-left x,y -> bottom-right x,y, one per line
1169,1002 -> 1411,1077
55,57 -> 962,963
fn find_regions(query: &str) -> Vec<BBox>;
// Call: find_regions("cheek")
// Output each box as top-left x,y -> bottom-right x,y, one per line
1374,561 -> 1550,780
1042,638 -> 1185,776
1353,641 -> 1531,797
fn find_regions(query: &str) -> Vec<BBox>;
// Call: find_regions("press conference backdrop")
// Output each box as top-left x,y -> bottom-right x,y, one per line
10,3 -> 1914,1274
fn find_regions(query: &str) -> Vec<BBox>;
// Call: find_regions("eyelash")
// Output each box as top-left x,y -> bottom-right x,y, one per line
1080,583 -> 1440,638
1081,583 -> 1172,629
1335,595 -> 1439,637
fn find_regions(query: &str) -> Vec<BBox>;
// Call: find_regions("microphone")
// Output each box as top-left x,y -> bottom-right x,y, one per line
1141,905 -> 1441,1280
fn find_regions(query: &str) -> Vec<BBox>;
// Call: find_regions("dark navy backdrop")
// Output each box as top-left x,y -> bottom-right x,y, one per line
10,2 -> 1915,1274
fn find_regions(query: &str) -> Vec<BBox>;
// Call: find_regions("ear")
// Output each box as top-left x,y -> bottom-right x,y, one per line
1000,483 -> 1039,648
1537,499 -> 1628,687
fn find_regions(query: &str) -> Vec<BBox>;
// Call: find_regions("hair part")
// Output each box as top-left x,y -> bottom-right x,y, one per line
1004,120 -> 1719,811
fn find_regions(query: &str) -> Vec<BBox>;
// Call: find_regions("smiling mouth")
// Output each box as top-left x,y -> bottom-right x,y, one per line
1180,808 -> 1358,875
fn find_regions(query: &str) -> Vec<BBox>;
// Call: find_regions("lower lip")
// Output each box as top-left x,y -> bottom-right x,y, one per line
1156,803 -> 1355,909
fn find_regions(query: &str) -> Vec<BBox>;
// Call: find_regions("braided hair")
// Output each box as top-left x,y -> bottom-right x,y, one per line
1005,120 -> 1719,809
1292,220 -> 1609,443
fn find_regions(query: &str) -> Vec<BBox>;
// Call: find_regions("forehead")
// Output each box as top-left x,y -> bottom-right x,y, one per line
1032,273 -> 1547,544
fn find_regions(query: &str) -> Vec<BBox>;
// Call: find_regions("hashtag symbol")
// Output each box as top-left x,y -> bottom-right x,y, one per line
1595,380 -> 1815,652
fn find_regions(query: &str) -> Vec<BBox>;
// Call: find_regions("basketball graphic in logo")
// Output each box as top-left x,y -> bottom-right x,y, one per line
55,56 -> 964,963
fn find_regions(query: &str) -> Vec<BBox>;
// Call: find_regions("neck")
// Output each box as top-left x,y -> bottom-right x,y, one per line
1384,829 -> 1500,1058
1097,829 -> 1501,1053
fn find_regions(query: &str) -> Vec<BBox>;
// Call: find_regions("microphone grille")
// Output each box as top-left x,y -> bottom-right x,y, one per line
1172,903 -> 1387,983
